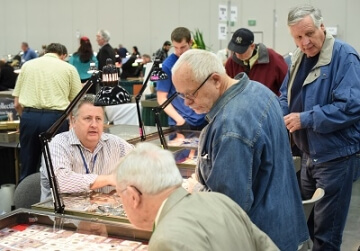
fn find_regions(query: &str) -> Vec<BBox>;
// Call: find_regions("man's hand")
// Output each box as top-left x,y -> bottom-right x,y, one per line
284,113 -> 301,133
90,174 -> 117,190
184,173 -> 201,193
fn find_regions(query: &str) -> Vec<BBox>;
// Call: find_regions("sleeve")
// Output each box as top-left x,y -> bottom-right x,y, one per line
114,136 -> 134,156
274,53 -> 289,92
50,138 -> 98,194
279,72 -> 290,116
155,63 -> 172,93
198,135 -> 254,212
68,66 -> 82,101
92,55 -> 99,68
12,65 -> 26,97
301,52 -> 360,133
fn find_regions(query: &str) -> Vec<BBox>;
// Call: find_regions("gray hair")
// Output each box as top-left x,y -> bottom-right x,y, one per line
115,142 -> 183,195
98,29 -> 111,42
172,49 -> 225,83
288,4 -> 323,28
46,43 -> 68,56
72,94 -> 104,118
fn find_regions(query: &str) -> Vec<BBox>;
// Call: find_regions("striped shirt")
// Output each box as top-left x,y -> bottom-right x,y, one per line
40,129 -> 133,198
13,53 -> 82,110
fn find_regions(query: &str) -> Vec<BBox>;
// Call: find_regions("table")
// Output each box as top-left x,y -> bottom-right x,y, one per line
141,98 -> 168,126
0,90 -> 13,98
119,78 -> 143,96
32,192 -> 129,224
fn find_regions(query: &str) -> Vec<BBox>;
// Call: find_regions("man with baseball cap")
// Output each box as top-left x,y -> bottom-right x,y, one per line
225,28 -> 287,95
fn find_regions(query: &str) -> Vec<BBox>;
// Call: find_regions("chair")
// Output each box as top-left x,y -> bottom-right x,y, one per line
293,155 -> 301,173
302,187 -> 325,220
13,172 -> 41,209
298,188 -> 325,251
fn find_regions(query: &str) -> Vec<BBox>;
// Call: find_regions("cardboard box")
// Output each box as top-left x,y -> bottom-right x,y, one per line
0,131 -> 18,143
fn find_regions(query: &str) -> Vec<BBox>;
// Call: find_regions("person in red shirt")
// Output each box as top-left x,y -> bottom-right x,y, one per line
225,28 -> 288,95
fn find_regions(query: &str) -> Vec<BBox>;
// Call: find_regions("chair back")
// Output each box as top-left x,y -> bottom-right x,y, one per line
13,172 -> 41,209
302,187 -> 325,220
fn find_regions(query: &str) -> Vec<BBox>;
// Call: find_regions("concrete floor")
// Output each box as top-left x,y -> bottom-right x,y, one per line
342,178 -> 360,250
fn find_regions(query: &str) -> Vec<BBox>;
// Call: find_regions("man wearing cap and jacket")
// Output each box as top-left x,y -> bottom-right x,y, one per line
225,28 -> 287,95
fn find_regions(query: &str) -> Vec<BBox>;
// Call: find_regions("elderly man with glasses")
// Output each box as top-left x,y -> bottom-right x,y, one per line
171,49 -> 309,251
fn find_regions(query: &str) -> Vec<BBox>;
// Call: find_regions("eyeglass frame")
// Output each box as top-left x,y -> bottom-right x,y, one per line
177,73 -> 214,100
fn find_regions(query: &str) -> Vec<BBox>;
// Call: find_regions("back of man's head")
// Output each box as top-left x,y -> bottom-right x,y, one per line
46,43 -> 67,56
116,143 -> 183,195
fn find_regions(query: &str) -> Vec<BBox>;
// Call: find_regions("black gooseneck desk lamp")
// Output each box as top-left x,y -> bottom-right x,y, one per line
134,58 -> 167,141
152,91 -> 179,149
39,59 -> 131,214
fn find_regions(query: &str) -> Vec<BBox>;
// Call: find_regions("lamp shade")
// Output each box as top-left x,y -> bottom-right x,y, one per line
95,85 -> 131,106
150,69 -> 167,81
94,58 -> 131,106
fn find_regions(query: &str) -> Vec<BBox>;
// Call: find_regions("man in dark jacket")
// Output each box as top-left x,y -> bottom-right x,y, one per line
96,29 -> 116,71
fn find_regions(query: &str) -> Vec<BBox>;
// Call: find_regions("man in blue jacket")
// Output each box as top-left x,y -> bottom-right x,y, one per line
279,4 -> 360,251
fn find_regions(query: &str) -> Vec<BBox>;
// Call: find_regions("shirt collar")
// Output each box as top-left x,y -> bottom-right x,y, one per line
154,198 -> 168,229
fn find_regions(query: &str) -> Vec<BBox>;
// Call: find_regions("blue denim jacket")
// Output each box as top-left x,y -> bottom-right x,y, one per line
197,73 -> 308,250
279,33 -> 360,163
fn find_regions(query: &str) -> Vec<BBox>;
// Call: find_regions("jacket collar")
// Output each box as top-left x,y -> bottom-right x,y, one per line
232,43 -> 269,66
206,73 -> 250,123
291,31 -> 334,68
157,187 -> 189,224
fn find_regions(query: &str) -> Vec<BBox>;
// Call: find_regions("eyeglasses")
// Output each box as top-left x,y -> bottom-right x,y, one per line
119,185 -> 142,195
178,73 -> 214,100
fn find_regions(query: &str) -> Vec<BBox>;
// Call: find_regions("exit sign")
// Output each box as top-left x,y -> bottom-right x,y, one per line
248,20 -> 256,26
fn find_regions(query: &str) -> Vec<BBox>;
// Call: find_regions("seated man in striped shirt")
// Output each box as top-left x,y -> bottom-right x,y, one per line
40,94 -> 133,201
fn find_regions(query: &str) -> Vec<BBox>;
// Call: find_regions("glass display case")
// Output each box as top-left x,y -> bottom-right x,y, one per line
147,130 -> 200,178
0,209 -> 151,250
32,192 -> 128,224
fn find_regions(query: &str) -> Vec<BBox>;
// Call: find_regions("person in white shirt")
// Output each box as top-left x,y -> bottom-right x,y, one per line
40,94 -> 133,201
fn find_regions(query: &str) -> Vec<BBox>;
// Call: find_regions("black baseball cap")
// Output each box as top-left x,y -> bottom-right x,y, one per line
228,28 -> 254,54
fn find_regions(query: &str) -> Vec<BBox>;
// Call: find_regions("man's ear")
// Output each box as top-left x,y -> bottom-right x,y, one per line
128,186 -> 142,209
189,39 -> 193,47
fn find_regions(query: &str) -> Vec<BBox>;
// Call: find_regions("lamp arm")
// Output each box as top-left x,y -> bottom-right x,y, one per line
152,92 -> 179,149
39,72 -> 99,214
134,63 -> 156,141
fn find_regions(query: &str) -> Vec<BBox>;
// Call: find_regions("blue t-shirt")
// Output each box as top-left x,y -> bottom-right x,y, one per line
156,53 -> 206,126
